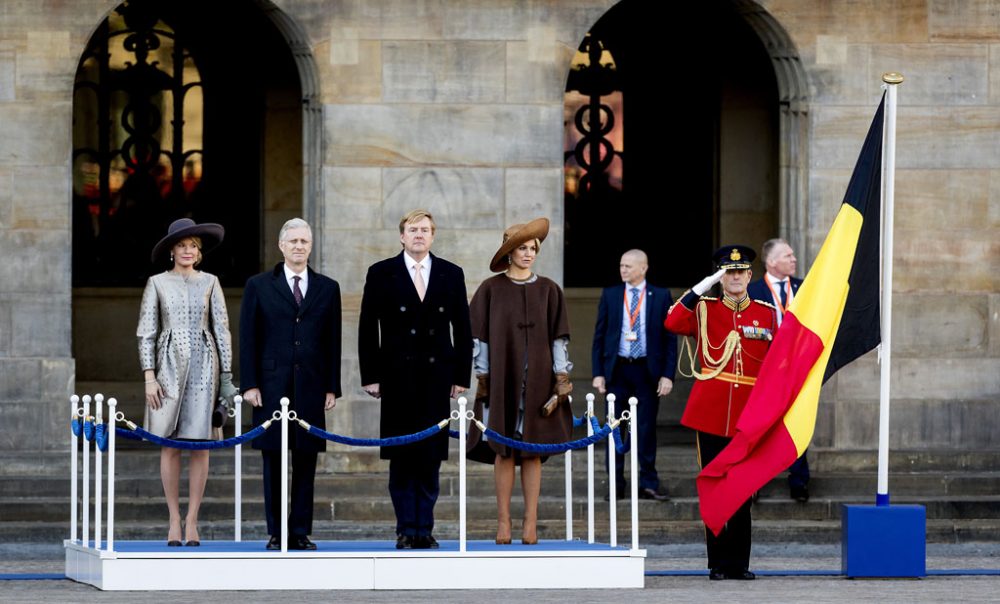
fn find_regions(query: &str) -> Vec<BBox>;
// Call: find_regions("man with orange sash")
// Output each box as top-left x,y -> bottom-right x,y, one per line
664,245 -> 776,581
747,238 -> 809,502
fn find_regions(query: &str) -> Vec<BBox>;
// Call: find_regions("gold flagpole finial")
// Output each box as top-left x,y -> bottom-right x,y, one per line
882,72 -> 904,85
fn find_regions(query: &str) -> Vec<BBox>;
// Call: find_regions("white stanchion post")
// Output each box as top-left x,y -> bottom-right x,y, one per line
70,395 -> 80,544
458,397 -> 468,553
607,393 -> 617,548
629,397 -> 639,552
234,395 -> 243,542
107,398 -> 117,553
82,394 -> 91,548
94,393 -> 103,551
586,393 -> 595,544
280,397 -> 289,554
565,395 -> 573,541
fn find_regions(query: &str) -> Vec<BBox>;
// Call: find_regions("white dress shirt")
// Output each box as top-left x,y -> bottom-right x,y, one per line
283,263 -> 308,298
618,280 -> 647,358
403,251 -> 431,288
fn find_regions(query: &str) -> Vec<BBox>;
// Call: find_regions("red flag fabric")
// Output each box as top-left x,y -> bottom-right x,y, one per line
697,96 -> 886,535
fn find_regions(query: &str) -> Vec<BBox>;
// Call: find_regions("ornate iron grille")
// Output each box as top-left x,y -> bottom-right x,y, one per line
72,1 -> 204,286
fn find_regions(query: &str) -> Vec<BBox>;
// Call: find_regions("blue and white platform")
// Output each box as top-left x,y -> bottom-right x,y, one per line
65,393 -> 647,590
65,539 -> 645,590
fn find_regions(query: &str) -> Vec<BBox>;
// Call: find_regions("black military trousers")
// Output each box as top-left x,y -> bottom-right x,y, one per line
697,431 -> 752,571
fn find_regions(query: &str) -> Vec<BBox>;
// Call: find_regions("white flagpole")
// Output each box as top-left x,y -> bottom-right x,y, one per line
877,72 -> 902,506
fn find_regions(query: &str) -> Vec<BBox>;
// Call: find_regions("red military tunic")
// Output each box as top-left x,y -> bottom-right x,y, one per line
664,294 -> 776,437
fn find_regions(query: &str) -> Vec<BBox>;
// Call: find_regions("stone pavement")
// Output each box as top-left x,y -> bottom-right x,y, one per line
1,542 -> 998,603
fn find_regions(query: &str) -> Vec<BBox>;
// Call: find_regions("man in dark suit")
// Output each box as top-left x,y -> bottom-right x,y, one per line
240,218 -> 341,551
747,237 -> 809,502
592,249 -> 677,501
359,209 -> 473,550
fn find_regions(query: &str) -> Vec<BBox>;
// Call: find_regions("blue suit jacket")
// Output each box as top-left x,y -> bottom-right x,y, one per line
747,275 -> 802,314
591,283 -> 677,383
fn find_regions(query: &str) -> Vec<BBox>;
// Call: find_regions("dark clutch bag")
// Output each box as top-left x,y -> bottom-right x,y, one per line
212,397 -> 229,429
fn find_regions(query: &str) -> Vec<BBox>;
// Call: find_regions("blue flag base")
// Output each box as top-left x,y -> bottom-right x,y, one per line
842,503 -> 926,578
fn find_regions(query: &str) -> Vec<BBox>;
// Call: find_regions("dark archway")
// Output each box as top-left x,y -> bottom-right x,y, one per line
71,0 -> 316,418
563,0 -> 806,288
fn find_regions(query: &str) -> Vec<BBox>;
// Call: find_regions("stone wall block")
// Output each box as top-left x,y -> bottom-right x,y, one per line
504,168 -> 562,225
0,231 -> 69,294
762,0 -> 929,45
11,298 -> 71,357
323,167 -> 382,229
12,166 -> 69,229
831,399 -> 879,449
326,104 -> 562,167
383,41 -> 504,103
928,0 -> 1000,41
0,103 -> 71,166
383,168 -> 502,229
0,359 -> 42,401
893,294 -> 988,356
813,106 -> 1000,170
989,294 -> 1000,357
990,45 -> 1000,103
325,0 -> 445,40
803,43 -> 878,105
0,51 -> 15,102
505,37 -> 575,104
0,402 -> 41,450
0,167 -> 11,228
428,229 -> 510,287
894,229 -> 998,292
989,170 -> 1000,228
837,354 -> 1000,400
324,228 -> 401,294
0,300 -> 11,355
869,44 -> 988,105
40,358 -> 74,401
894,169 -> 989,230
317,39 -> 381,103
15,54 -> 75,101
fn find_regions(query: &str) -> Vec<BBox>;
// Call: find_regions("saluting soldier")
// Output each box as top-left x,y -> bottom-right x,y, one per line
664,245 -> 776,581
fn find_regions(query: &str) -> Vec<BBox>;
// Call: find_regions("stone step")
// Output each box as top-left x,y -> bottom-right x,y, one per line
8,494 -> 1000,523
8,447 -> 1000,476
6,470 -> 1000,499
10,518 -> 1000,545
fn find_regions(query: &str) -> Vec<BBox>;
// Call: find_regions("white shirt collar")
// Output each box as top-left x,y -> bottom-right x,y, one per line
403,251 -> 431,271
767,272 -> 789,284
626,280 -> 647,292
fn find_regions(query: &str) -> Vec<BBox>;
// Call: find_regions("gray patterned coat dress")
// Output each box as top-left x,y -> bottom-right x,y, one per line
137,271 -> 233,439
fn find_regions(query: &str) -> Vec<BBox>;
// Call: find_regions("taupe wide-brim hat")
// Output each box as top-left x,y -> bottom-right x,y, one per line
489,217 -> 549,273
151,218 -> 225,263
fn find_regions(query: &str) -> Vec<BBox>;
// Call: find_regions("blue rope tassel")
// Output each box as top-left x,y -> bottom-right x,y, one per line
478,423 -> 613,454
71,418 -> 82,437
118,424 -> 270,450
95,423 -> 107,452
303,420 -> 446,447
588,415 -> 629,454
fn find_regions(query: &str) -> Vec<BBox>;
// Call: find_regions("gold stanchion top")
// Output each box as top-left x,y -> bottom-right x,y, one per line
882,72 -> 904,84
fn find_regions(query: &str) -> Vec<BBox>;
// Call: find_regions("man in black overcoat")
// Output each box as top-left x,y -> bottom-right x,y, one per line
358,209 -> 473,550
240,218 -> 341,551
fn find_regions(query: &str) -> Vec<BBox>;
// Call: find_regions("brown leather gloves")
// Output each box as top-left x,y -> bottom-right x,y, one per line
541,372 -> 573,417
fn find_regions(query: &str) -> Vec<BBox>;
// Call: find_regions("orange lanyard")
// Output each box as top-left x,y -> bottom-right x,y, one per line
624,287 -> 645,329
764,278 -> 791,315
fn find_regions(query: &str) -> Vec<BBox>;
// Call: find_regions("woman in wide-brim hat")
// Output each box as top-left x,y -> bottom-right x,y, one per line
467,217 -> 574,545
137,218 -> 237,546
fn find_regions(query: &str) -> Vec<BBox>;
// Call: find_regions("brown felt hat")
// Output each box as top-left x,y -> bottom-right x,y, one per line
151,218 -> 225,263
488,217 -> 549,273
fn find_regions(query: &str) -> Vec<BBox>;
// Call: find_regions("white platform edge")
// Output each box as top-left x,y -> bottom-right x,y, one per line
64,540 -> 646,590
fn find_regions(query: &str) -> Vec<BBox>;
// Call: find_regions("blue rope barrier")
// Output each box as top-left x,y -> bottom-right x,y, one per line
114,427 -> 145,442
301,419 -> 448,447
477,423 -> 614,454
572,414 -> 586,428
71,417 -> 82,437
117,423 -> 270,450
83,419 -> 95,441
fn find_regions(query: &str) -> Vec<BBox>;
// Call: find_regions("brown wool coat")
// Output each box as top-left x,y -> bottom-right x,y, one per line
468,274 -> 572,459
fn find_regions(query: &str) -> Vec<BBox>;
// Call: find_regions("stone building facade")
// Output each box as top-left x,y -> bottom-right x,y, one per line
0,0 -> 997,468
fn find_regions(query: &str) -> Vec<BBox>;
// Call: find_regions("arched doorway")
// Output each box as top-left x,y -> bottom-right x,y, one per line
562,0 -> 808,438
71,0 -> 318,421
562,0 -> 805,287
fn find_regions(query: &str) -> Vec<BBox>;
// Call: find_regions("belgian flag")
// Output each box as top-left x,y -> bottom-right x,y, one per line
697,95 -> 885,535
